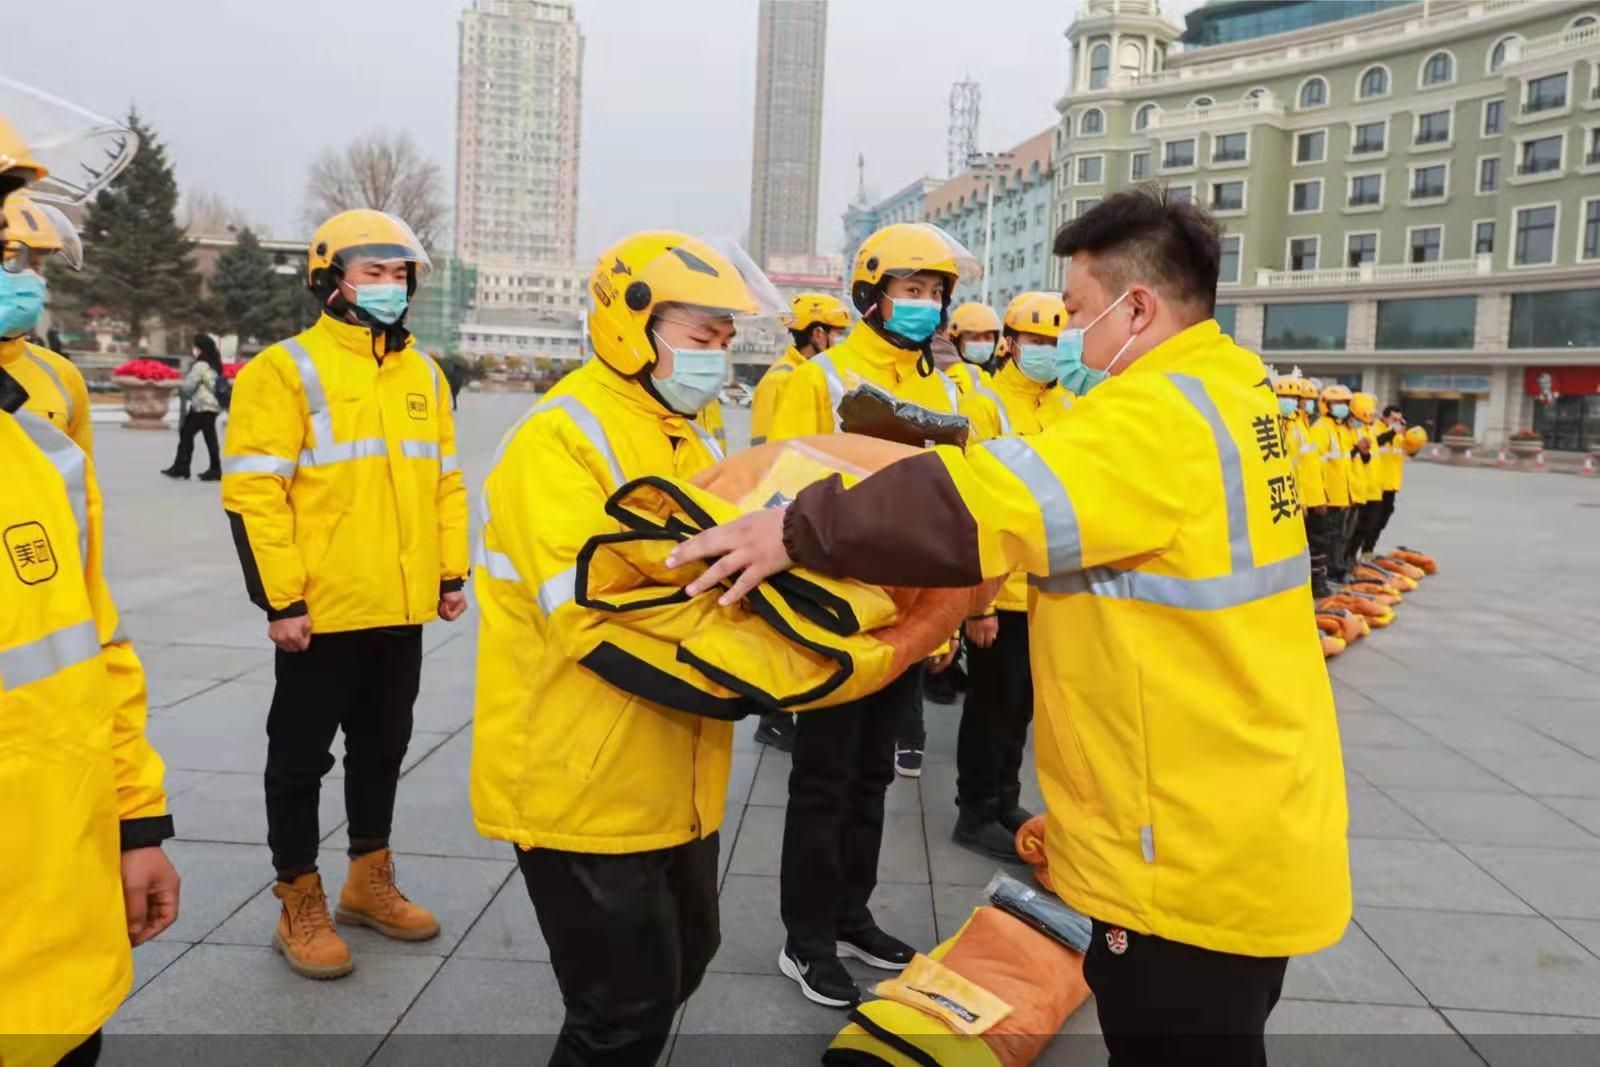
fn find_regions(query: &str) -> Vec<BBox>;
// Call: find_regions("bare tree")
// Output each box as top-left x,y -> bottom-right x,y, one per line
304,130 -> 448,251
181,187 -> 254,236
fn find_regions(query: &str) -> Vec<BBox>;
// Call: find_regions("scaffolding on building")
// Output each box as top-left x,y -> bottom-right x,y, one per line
947,80 -> 980,179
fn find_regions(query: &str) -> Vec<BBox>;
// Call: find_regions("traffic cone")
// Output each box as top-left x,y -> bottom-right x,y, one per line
1582,454 -> 1597,477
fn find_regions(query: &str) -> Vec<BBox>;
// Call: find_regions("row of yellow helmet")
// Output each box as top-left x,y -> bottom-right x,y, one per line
1273,371 -> 1428,452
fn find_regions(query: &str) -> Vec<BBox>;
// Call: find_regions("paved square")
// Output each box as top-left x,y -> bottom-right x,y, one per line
93,392 -> 1600,1063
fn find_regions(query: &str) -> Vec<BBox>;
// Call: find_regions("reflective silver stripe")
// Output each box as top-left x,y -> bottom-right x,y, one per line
812,352 -> 846,430
1140,825 -> 1156,863
222,454 -> 297,478
1032,552 -> 1309,609
401,439 -> 441,460
299,437 -> 388,467
537,567 -> 577,616
473,542 -> 523,583
537,395 -> 624,487
936,371 -> 960,411
25,350 -> 74,428
982,436 -> 1080,574
281,337 -> 333,449
440,453 -> 461,474
750,435 -> 768,446
15,411 -> 88,565
425,355 -> 442,407
1167,373 -> 1252,574
0,619 -> 100,689
690,420 -> 725,462
972,382 -> 1012,436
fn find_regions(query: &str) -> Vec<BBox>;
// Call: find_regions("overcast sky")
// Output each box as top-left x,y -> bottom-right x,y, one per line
5,0 -> 1203,262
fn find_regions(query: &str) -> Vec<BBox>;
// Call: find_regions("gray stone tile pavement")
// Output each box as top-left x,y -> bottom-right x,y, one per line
87,394 -> 1600,1060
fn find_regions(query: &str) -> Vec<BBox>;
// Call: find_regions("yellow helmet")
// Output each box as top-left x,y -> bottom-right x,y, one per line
1351,392 -> 1377,424
949,301 -> 1001,340
785,292 -> 850,333
2,193 -> 82,269
1319,382 -> 1353,414
1002,291 -> 1067,340
587,230 -> 783,376
1403,425 -> 1429,453
0,113 -> 45,191
307,209 -> 431,289
849,222 -> 978,315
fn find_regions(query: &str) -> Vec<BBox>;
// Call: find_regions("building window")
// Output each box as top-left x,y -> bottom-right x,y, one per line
1415,110 -> 1451,146
1479,157 -> 1500,194
1219,235 -> 1242,284
1353,121 -> 1386,155
1475,220 -> 1496,255
1135,103 -> 1156,131
1212,180 -> 1245,212
1588,127 -> 1600,165
1359,66 -> 1389,99
1289,236 -> 1320,272
1409,226 -> 1443,263
1077,155 -> 1104,184
1163,139 -> 1196,168
1421,51 -> 1454,87
1291,179 -> 1322,213
1089,43 -> 1110,90
1213,132 -> 1248,163
1214,304 -> 1237,335
1584,199 -> 1600,261
1131,151 -> 1151,180
1264,303 -> 1348,350
1510,289 -> 1600,347
1489,35 -> 1519,72
1575,14 -> 1599,27
1519,134 -> 1564,176
1349,174 -> 1383,207
1411,164 -> 1447,200
1192,95 -> 1214,108
1296,129 -> 1326,164
1483,98 -> 1505,136
1376,296 -> 1477,349
1082,108 -> 1105,135
1298,77 -> 1327,109
1075,198 -> 1101,218
1119,40 -> 1144,80
1524,72 -> 1568,114
1347,232 -> 1378,267
1168,184 -> 1195,204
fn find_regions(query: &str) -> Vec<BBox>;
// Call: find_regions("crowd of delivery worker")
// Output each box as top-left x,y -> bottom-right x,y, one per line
3,74 -> 1438,1067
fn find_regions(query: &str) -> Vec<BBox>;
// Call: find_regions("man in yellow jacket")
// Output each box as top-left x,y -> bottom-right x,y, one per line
0,192 -> 93,454
941,301 -> 1000,398
953,291 -> 1072,860
471,231 -> 783,1062
767,221 -> 977,1007
1274,371 -> 1328,594
671,190 -> 1350,1062
1309,383 -> 1357,582
222,210 -> 469,979
1,94 -> 180,1067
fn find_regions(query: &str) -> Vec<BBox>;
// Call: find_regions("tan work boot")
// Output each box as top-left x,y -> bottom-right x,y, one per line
272,873 -> 354,979
336,848 -> 440,942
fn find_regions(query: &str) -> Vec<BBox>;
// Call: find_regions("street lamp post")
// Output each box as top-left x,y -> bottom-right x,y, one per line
968,151 -> 1015,306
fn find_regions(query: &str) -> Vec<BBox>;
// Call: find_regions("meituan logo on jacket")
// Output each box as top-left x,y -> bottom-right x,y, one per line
5,521 -> 57,585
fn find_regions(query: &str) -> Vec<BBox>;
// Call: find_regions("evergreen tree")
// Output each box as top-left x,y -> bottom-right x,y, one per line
56,108 -> 202,346
210,227 -> 281,344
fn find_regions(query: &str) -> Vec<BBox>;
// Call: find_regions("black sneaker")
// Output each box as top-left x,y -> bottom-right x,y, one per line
996,803 -> 1036,835
779,946 -> 860,1008
754,712 -> 795,753
954,809 -> 1026,863
160,467 -> 189,480
837,925 -> 915,971
894,746 -> 923,778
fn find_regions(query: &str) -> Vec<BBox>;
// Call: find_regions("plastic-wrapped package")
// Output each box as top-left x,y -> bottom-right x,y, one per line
984,872 -> 1092,954
837,380 -> 971,449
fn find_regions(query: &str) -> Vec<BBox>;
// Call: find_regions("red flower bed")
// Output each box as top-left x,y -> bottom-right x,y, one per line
113,359 -> 181,381
222,362 -> 243,380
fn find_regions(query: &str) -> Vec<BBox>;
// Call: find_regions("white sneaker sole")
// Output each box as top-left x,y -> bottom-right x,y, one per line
778,950 -> 855,1008
895,757 -> 923,779
836,939 -> 911,972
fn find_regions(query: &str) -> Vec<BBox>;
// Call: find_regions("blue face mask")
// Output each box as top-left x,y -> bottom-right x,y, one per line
1054,290 -> 1132,395
961,341 -> 995,365
651,334 -> 727,416
882,298 -> 941,343
1278,397 -> 1299,417
1016,344 -> 1058,384
1303,399 -> 1318,416
0,270 -> 47,339
1330,402 -> 1350,420
353,282 -> 409,325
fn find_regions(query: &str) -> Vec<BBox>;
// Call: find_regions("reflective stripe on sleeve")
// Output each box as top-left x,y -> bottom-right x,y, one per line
812,352 -> 846,431
281,337 -> 334,449
981,436 -> 1081,575
440,453 -> 461,474
1167,373 -> 1253,574
536,395 -> 625,487
299,437 -> 388,467
690,419 -> 725,462
401,440 -> 441,460
15,411 -> 88,566
936,371 -> 960,411
537,567 -> 577,616
222,454 -> 297,478
1033,552 -> 1309,610
25,350 -> 74,428
0,619 -> 101,690
473,542 -> 523,583
971,383 -> 1012,436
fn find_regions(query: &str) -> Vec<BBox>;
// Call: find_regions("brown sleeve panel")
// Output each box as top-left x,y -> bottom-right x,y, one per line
783,451 -> 984,588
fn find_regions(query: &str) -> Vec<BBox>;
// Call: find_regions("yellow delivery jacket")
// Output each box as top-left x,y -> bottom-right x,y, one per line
771,322 -> 961,441
784,320 -> 1350,957
221,314 -> 469,633
1,384 -> 169,1066
943,360 -> 982,399
750,345 -> 806,446
0,336 -> 93,455
472,359 -> 733,855
1310,417 -> 1354,508
1288,413 -> 1326,509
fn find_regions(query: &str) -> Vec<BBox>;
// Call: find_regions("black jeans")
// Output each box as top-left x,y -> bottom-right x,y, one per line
264,626 -> 421,875
1359,490 -> 1397,554
170,411 -> 220,475
1305,508 -> 1338,592
56,1031 -> 101,1067
781,667 -> 920,959
518,835 -> 720,1067
956,611 -> 1032,815
1084,920 -> 1287,1067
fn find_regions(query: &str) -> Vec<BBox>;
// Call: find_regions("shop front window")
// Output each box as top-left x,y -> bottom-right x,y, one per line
1533,395 -> 1600,452
1264,302 -> 1348,350
1376,296 -> 1477,349
1510,288 -> 1600,347
1214,304 -> 1237,335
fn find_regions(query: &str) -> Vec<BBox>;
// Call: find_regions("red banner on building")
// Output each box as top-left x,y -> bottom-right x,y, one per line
1524,366 -> 1600,398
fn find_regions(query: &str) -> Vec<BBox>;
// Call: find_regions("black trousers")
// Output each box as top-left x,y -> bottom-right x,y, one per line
1085,920 -> 1287,1067
956,611 -> 1032,814
1304,508 -> 1339,591
264,626 -> 421,874
1359,491 -> 1397,554
781,667 -> 920,959
518,835 -> 720,1067
170,411 -> 220,475
56,1031 -> 101,1067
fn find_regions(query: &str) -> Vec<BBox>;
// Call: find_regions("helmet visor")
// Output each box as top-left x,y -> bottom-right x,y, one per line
651,238 -> 787,329
0,77 -> 137,205
34,201 -> 82,269
330,213 -> 433,279
881,223 -> 982,284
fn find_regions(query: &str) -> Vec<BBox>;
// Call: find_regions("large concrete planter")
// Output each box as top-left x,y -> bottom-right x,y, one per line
1508,438 -> 1545,470
114,377 -> 179,430
1442,434 -> 1475,466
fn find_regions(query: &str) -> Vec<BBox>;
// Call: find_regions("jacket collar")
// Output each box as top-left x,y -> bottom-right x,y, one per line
994,358 -> 1052,402
780,345 -> 808,369
585,358 -> 699,437
840,321 -> 922,376
0,336 -> 25,367
0,366 -> 27,413
311,311 -> 410,361
1119,318 -> 1225,381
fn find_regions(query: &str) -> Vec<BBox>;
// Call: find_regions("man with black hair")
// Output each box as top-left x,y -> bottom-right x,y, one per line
669,190 -> 1351,1064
